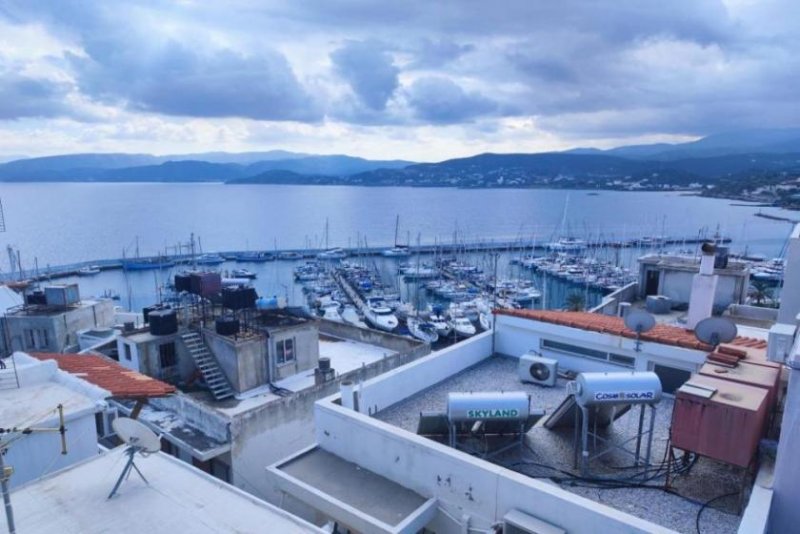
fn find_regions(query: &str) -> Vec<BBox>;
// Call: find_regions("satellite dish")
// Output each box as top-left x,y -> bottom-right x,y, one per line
694,317 -> 738,347
625,310 -> 656,352
625,310 -> 656,334
113,417 -> 161,453
108,418 -> 160,499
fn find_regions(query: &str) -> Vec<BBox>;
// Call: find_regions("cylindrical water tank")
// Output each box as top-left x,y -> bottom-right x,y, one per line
447,391 -> 530,422
215,315 -> 240,336
318,357 -> 331,371
149,309 -> 178,336
573,372 -> 662,406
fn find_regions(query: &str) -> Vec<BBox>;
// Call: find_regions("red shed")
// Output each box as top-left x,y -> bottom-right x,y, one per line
671,375 -> 768,468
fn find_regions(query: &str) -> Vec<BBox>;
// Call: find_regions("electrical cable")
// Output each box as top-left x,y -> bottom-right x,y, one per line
696,491 -> 738,534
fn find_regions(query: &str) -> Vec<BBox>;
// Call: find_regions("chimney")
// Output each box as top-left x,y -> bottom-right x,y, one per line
687,242 -> 719,329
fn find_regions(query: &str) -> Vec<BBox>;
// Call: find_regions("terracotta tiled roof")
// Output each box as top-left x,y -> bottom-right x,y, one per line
493,309 -> 715,351
727,337 -> 768,350
31,353 -> 176,398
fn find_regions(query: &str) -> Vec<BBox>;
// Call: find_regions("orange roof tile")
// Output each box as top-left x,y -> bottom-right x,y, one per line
31,352 -> 176,398
493,309 -> 716,351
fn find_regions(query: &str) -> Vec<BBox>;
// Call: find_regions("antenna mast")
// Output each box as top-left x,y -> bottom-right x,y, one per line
0,404 -> 68,534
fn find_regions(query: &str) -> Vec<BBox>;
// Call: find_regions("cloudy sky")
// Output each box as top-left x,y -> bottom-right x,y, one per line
0,0 -> 797,161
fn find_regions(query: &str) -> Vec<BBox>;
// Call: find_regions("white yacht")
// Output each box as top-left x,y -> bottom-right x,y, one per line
364,297 -> 399,332
450,316 -> 476,338
407,316 -> 439,344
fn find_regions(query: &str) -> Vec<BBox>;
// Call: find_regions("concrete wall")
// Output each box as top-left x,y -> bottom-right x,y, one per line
150,393 -> 231,444
590,282 -> 638,316
769,335 -> 800,532
229,340 -> 431,502
4,409 -> 100,489
270,323 -> 319,381
6,299 -> 115,353
494,314 -> 706,375
356,332 -> 492,415
639,265 -> 746,308
317,319 -> 424,354
204,329 -> 268,393
778,224 -> 800,324
313,400 -> 671,534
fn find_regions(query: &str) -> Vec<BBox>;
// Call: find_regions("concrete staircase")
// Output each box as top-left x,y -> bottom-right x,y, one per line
0,359 -> 20,391
180,332 -> 234,400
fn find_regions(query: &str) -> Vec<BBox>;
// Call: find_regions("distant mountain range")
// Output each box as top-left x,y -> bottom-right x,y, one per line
0,128 -> 798,190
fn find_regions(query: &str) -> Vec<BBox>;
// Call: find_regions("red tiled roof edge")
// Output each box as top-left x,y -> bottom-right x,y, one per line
493,309 -> 716,351
31,352 -> 176,398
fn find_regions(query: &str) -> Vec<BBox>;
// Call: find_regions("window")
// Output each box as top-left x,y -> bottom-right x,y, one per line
124,344 -> 132,361
159,342 -> 177,368
276,338 -> 295,364
541,339 -> 636,368
37,329 -> 49,348
24,329 -> 35,349
542,339 -> 607,360
609,354 -> 636,368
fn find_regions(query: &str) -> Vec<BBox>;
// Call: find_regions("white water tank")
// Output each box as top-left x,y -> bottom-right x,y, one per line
573,372 -> 662,406
447,392 -> 530,422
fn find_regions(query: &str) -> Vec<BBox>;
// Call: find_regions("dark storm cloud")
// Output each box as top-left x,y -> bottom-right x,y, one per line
68,40 -> 322,122
0,74 -> 73,119
406,77 -> 497,124
1,0 -> 798,140
330,40 -> 399,111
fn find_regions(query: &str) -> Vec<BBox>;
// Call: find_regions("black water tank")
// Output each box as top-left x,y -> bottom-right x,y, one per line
215,315 -> 240,336
26,291 -> 46,305
318,357 -> 331,371
222,286 -> 257,310
149,309 -> 178,336
143,304 -> 167,325
174,273 -> 192,292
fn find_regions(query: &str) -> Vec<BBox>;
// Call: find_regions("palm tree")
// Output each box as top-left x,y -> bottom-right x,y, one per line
565,292 -> 586,311
749,280 -> 774,307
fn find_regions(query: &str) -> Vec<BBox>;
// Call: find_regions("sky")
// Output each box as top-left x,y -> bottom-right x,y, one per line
0,0 -> 797,162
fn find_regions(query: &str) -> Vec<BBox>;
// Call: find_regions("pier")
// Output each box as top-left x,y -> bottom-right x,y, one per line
2,234 -> 732,285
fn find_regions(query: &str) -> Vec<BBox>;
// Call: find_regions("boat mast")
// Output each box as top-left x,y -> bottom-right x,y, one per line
394,214 -> 400,248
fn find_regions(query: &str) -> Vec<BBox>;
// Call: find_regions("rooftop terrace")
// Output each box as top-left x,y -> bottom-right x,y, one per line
375,356 -> 744,534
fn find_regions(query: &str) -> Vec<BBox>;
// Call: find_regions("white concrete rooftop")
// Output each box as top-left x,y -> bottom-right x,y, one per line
10,447 -> 324,534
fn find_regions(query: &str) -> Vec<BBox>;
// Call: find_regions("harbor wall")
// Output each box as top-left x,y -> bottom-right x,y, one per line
312,399 -> 671,533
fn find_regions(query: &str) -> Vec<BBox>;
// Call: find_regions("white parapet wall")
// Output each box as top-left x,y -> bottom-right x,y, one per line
313,399 -> 673,533
356,332 -> 493,415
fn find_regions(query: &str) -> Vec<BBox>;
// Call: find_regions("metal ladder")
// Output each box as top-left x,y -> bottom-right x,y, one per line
180,332 -> 234,400
0,353 -> 20,391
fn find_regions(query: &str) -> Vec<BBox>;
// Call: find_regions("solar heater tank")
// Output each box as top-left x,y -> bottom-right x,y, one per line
447,392 -> 530,422
574,372 -> 662,406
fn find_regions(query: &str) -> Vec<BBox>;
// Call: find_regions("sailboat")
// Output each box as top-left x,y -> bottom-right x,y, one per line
382,215 -> 411,257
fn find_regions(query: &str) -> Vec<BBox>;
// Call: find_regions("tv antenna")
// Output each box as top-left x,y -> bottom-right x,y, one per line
694,317 -> 738,348
624,310 -> 656,352
1,404 -> 67,534
107,417 -> 161,499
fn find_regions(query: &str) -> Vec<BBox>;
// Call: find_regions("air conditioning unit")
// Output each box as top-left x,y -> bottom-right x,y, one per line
519,353 -> 558,387
768,323 -> 797,363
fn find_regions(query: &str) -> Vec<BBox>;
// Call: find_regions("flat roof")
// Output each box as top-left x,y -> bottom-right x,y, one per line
274,336 -> 396,392
0,381 -> 97,427
277,447 -> 428,526
376,356 -> 743,534
638,254 -> 749,274
11,448 -> 323,534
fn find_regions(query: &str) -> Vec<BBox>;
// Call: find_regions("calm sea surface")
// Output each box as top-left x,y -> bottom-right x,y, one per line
1,183 -> 795,311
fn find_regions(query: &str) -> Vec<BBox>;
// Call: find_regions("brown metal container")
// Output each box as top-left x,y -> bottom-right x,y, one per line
671,375 -> 768,468
699,361 -> 780,411
189,272 -> 222,297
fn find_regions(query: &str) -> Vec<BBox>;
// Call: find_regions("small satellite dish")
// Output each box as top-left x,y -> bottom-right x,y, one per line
694,317 -> 738,347
113,417 -> 161,453
625,310 -> 656,352
625,310 -> 656,334
108,418 -> 161,499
